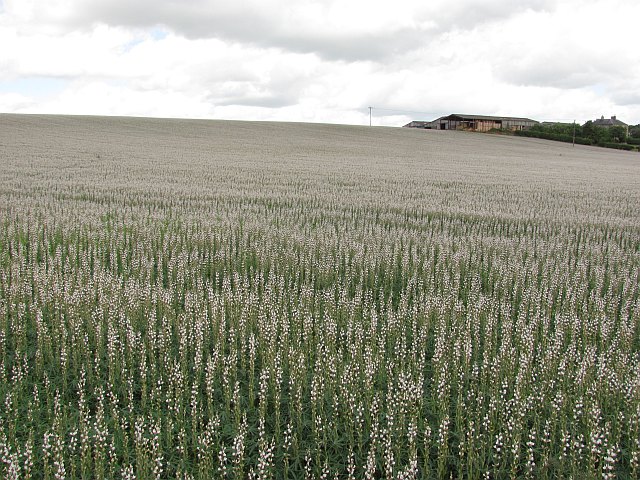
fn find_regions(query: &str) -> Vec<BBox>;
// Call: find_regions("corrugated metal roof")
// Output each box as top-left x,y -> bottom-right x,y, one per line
403,121 -> 431,127
444,114 -> 538,122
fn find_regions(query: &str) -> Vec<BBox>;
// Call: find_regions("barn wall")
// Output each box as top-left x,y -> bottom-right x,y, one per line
435,117 -> 537,131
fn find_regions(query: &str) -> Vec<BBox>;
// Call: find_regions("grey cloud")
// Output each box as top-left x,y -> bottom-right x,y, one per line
37,0 -> 555,62
611,90 -> 640,106
506,68 -> 605,89
70,5 -> 426,61
495,51 -> 624,89
215,95 -> 296,108
199,69 -> 307,110
269,30 -> 426,62
429,0 -> 555,32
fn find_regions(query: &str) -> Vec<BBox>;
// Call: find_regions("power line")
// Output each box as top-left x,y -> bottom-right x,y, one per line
365,106 -> 442,127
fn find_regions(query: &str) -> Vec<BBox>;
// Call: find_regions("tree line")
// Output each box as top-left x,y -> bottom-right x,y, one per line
514,121 -> 640,151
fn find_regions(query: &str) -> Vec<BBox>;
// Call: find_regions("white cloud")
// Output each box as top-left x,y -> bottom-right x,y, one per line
0,92 -> 34,111
0,0 -> 639,125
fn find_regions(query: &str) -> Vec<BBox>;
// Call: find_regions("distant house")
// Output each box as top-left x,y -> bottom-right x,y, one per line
593,115 -> 628,134
404,114 -> 538,132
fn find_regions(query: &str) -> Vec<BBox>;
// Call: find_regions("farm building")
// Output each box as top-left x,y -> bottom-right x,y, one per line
429,114 -> 538,132
403,120 -> 433,129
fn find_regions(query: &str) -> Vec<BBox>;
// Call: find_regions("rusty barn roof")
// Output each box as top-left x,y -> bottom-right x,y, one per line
444,114 -> 538,123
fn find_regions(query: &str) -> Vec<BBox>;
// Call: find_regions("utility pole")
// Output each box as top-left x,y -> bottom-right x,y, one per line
573,120 -> 576,147
368,106 -> 372,127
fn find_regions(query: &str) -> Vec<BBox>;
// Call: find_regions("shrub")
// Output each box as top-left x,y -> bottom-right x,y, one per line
599,142 -> 637,151
514,130 -> 592,145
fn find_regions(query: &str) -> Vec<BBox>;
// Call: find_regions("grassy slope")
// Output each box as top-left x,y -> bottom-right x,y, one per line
1,113 -> 638,222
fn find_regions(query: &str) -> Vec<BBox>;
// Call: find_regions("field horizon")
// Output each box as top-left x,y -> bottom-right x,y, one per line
1,113 -> 639,479
2,111 -> 640,152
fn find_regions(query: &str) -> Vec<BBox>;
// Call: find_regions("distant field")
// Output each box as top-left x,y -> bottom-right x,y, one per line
1,114 -> 639,479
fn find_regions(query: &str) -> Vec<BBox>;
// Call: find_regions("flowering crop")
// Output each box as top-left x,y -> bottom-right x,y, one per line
0,114 -> 639,479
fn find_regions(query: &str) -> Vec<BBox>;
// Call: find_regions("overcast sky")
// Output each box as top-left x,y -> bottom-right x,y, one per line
1,0 -> 638,126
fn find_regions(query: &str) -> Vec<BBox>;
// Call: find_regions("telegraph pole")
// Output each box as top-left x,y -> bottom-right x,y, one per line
368,106 -> 372,126
573,120 -> 576,147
